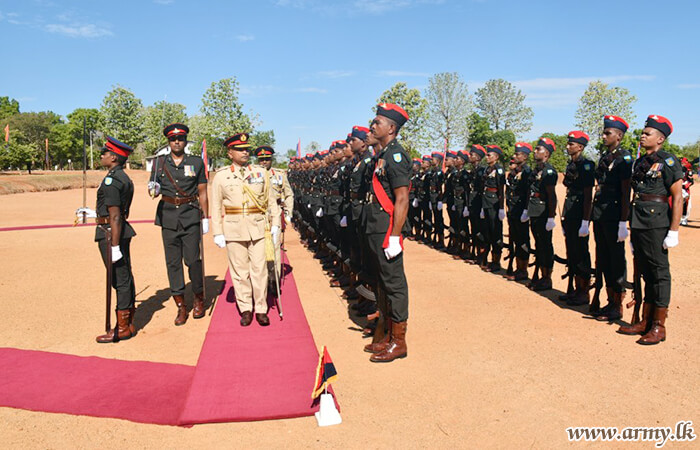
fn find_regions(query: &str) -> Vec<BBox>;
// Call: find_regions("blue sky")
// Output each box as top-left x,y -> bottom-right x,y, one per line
2,0 -> 699,154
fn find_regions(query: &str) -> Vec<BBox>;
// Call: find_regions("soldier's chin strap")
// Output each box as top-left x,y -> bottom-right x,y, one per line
371,170 -> 403,250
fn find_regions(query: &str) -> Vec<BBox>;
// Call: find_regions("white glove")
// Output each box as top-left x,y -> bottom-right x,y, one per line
412,198 -> 419,208
307,203 -> 311,208
271,225 -> 280,245
339,216 -> 348,227
383,235 -> 403,260
617,221 -> 629,242
463,206 -> 469,217
111,245 -> 123,262
201,218 -> 209,234
479,209 -> 485,219
147,181 -> 161,198
498,209 -> 506,221
682,189 -> 689,199
520,210 -> 529,223
451,204 -> 456,211
285,215 -> 292,225
663,230 -> 679,249
578,220 -> 590,237
437,201 -> 444,210
428,202 -> 432,210
75,207 -> 97,219
546,217 -> 556,231
214,234 -> 226,248
316,208 -> 324,218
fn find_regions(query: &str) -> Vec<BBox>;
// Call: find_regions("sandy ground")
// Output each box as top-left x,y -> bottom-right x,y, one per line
0,170 -> 698,449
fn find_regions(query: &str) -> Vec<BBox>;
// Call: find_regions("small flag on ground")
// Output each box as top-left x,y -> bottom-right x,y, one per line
311,346 -> 338,399
202,139 -> 209,180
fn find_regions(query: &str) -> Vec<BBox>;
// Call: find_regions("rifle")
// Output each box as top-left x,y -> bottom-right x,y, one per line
505,232 -> 515,277
554,253 -> 574,299
626,253 -> 643,324
103,226 -> 113,334
589,263 -> 603,314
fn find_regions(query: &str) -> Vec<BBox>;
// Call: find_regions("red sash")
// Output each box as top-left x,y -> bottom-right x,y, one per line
372,171 -> 405,250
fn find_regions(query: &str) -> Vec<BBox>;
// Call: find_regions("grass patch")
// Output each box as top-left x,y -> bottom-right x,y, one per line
0,171 -> 107,195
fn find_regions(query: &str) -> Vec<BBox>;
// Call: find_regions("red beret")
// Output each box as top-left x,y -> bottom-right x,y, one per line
645,115 -> 673,137
567,130 -> 589,146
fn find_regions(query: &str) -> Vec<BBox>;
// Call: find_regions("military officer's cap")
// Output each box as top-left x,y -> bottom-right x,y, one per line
603,115 -> 629,133
645,115 -> 673,137
457,150 -> 469,160
305,153 -> 314,160
421,155 -> 431,162
350,126 -> 370,140
537,137 -> 556,154
514,142 -> 532,155
486,145 -> 502,156
255,146 -> 275,159
430,151 -> 444,161
102,136 -> 133,158
567,131 -> 589,146
412,157 -> 421,165
163,123 -> 189,138
376,103 -> 409,129
446,150 -> 457,158
470,144 -> 486,158
224,132 -> 252,149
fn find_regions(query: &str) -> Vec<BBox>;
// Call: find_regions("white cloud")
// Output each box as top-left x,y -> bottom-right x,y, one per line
317,70 -> 354,78
677,83 -> 700,89
377,70 -> 431,77
236,34 -> 255,42
46,23 -> 113,38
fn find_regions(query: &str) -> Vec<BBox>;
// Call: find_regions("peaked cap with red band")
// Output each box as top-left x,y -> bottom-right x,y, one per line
457,150 -> 469,160
255,146 -> 275,159
645,115 -> 673,137
412,157 -> 421,164
103,136 -> 133,158
163,123 -> 189,138
421,155 -> 431,161
567,130 -> 589,146
470,144 -> 486,158
537,137 -> 556,153
603,115 -> 629,133
515,142 -> 533,154
224,132 -> 252,149
446,150 -> 457,158
350,125 -> 370,140
430,151 -> 444,160
376,103 -> 409,128
486,144 -> 502,155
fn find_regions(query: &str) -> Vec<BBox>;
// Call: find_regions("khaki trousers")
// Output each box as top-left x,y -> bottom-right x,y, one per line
225,238 -> 268,314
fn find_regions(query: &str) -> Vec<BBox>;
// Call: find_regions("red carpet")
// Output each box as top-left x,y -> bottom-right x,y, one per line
0,253 -> 329,425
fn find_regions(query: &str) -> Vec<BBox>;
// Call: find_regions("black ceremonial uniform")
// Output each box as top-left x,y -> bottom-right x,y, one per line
528,162 -> 557,269
629,150 -> 682,308
444,166 -> 457,245
468,165 -> 486,252
152,154 -> 207,297
96,165 -> 136,311
562,157 -> 595,278
408,168 -> 421,236
506,163 -> 531,260
420,168 -> 433,239
365,139 -> 410,323
592,146 -> 633,293
453,167 -> 470,252
481,163 -> 505,256
349,151 -> 373,276
428,166 -> 445,245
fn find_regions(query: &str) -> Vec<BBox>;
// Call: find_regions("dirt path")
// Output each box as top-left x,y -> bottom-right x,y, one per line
0,171 -> 697,448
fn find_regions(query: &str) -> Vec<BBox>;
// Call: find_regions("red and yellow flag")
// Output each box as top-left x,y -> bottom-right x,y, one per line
311,346 -> 338,399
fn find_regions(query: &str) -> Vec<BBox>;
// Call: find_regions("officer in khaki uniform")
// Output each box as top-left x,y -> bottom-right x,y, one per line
211,133 -> 281,327
255,145 -> 294,283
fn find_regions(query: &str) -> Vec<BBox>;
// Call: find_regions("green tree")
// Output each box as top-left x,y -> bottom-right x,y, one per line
64,108 -> 104,169
47,122 -> 79,168
0,96 -> 20,121
7,111 -> 62,171
376,82 -> 429,156
491,130 -> 516,162
574,81 -> 637,146
142,100 -> 188,155
425,72 -> 472,149
100,85 -> 145,148
250,129 -> 276,149
466,113 -> 493,147
475,79 -> 533,135
304,141 -> 320,154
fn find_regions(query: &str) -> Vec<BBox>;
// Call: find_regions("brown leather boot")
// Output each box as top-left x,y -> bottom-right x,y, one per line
533,268 -> 552,291
488,251 -> 502,273
96,309 -> 133,343
637,307 -> 667,345
596,291 -> 623,321
173,294 -> 188,326
507,258 -> 528,281
567,276 -> 590,306
370,321 -> 407,363
618,302 -> 653,335
364,318 -> 392,353
193,292 -> 205,319
128,306 -> 136,335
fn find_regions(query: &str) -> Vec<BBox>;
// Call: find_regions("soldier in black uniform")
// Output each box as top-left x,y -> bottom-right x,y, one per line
419,156 -> 432,242
479,145 -> 506,272
523,138 -> 558,291
443,151 -> 458,253
590,115 -> 633,321
363,103 -> 411,363
148,123 -> 208,326
408,158 -> 422,238
452,150 -> 471,259
93,137 -> 136,343
467,145 -> 486,262
504,142 -> 532,281
428,151 -> 445,249
560,131 -> 595,305
618,115 -> 682,345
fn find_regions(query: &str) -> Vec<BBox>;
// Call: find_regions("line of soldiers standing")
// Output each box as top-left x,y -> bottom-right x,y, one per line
291,113 -> 683,348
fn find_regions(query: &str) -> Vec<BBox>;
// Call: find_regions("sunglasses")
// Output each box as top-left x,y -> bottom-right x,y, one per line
168,136 -> 187,142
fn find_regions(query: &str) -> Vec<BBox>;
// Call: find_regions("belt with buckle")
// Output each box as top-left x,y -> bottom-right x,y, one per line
225,205 -> 265,215
162,195 -> 197,206
635,193 -> 667,203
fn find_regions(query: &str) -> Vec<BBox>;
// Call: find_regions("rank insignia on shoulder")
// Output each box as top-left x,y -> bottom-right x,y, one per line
665,157 -> 675,166
393,153 -> 402,163
104,177 -> 113,185
364,157 -> 371,164
623,155 -> 632,162
583,163 -> 592,171
497,168 -> 503,175
547,169 -> 554,175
